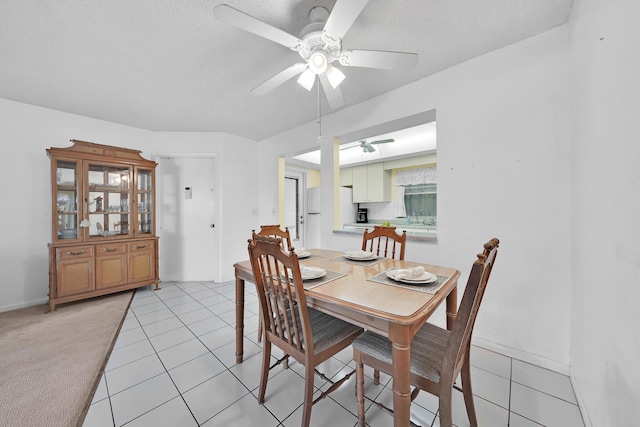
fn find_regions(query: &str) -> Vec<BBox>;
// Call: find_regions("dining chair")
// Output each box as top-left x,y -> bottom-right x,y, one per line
254,224 -> 292,249
362,225 -> 407,260
247,234 -> 363,427
352,238 -> 500,427
253,224 -> 292,342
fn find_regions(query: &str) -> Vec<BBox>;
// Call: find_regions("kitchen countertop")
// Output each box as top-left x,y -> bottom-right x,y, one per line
343,222 -> 436,230
337,223 -> 437,242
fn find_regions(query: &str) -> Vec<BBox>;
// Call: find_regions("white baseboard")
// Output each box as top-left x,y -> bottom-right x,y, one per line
569,368 -> 593,427
472,337 -> 570,375
0,297 -> 48,313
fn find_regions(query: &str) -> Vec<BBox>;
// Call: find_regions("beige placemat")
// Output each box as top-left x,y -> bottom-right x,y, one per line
303,270 -> 346,290
331,255 -> 386,267
367,269 -> 451,294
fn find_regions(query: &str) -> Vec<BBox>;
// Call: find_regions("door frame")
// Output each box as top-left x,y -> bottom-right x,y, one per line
155,153 -> 221,282
284,168 -> 307,247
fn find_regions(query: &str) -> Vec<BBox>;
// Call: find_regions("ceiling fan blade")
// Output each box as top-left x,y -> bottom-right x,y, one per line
214,4 -> 302,49
250,63 -> 307,95
323,0 -> 369,40
370,138 -> 395,145
320,74 -> 344,109
340,50 -> 419,70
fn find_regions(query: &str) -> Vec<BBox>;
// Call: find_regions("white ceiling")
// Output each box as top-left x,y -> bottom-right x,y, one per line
0,0 -> 573,141
292,122 -> 437,167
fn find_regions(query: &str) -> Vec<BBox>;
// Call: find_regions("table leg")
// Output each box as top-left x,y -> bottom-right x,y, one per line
446,285 -> 458,331
390,324 -> 412,427
235,275 -> 245,364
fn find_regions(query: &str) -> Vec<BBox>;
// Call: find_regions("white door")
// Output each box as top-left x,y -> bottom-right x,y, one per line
157,157 -> 219,281
284,169 -> 306,248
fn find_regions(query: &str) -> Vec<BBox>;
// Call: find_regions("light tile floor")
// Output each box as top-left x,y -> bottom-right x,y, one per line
83,281 -> 585,427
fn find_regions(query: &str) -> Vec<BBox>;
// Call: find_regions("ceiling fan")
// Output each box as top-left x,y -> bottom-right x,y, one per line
341,138 -> 395,153
213,1 -> 418,109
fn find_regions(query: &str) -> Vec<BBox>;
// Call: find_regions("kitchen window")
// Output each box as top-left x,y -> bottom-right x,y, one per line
394,166 -> 437,227
404,183 -> 437,220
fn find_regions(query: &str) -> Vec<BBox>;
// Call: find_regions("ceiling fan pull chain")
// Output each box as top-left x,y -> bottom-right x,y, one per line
317,77 -> 322,144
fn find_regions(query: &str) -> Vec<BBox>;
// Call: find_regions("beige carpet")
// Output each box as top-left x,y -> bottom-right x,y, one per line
0,291 -> 133,427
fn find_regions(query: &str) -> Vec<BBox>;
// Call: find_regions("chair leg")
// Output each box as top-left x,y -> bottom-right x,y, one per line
438,387 -> 453,427
461,356 -> 478,427
257,308 -> 263,342
355,360 -> 366,427
302,364 -> 315,427
258,341 -> 271,404
373,368 -> 380,385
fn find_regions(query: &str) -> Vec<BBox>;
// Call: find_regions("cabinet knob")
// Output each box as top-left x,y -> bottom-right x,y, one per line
134,244 -> 147,249
66,250 -> 85,256
103,247 -> 118,252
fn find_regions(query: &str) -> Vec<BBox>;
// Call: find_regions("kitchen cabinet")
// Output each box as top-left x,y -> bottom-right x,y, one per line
47,140 -> 159,311
340,167 -> 353,187
352,163 -> 391,203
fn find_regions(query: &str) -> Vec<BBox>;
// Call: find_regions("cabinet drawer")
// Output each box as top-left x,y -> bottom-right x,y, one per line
96,242 -> 126,257
56,245 -> 94,260
128,240 -> 155,253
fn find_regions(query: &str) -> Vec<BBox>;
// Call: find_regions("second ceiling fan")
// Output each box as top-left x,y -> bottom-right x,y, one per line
341,138 -> 395,153
214,0 -> 418,109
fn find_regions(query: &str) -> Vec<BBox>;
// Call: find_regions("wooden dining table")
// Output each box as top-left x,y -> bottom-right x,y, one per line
233,249 -> 460,427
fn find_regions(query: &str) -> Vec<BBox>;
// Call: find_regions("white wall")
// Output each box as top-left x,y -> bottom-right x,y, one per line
569,0 -> 640,425
0,99 -> 258,311
0,99 -> 152,311
260,26 -> 573,370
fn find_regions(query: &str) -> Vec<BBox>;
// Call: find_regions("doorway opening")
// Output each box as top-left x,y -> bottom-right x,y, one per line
284,169 -> 306,247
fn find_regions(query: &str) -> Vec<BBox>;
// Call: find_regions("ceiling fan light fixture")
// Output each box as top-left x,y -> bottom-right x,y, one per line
297,68 -> 315,91
325,65 -> 345,89
308,50 -> 328,74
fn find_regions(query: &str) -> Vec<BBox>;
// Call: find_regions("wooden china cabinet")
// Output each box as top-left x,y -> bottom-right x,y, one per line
47,140 -> 159,311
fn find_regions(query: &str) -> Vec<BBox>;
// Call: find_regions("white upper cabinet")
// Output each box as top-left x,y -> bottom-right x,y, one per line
352,163 -> 391,203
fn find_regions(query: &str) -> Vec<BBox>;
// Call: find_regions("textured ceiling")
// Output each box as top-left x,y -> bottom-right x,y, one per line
0,0 -> 573,141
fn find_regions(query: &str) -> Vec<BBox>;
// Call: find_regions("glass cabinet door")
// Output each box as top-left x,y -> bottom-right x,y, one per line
54,159 -> 80,242
86,163 -> 132,239
136,168 -> 154,236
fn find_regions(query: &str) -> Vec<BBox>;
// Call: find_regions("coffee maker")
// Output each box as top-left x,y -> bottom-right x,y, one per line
356,207 -> 368,223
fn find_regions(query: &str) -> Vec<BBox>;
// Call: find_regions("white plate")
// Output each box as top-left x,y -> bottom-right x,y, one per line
344,250 -> 376,260
284,266 -> 326,281
386,269 -> 437,285
300,266 -> 326,280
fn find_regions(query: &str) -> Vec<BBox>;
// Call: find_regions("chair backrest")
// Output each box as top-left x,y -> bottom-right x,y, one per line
254,224 -> 292,251
442,238 -> 500,379
247,233 -> 313,358
361,226 -> 407,260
